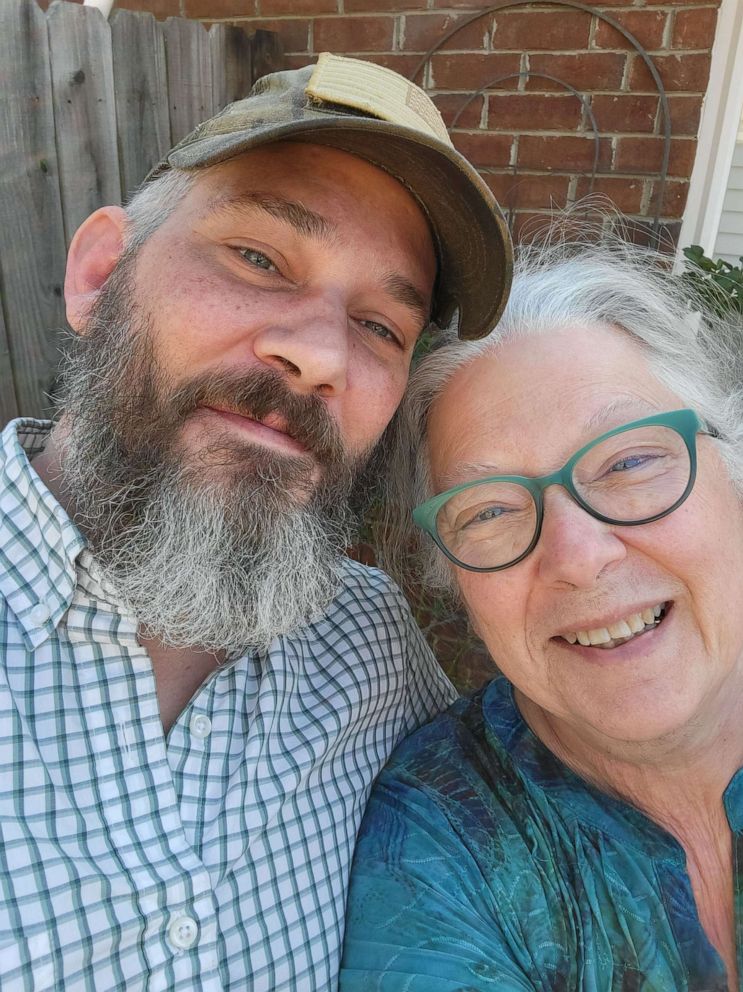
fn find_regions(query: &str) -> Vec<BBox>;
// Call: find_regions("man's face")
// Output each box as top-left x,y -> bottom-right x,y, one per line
57,142 -> 436,654
125,142 -> 437,482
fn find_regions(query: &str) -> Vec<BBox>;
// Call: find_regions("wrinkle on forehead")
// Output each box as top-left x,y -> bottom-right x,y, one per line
433,394 -> 675,492
200,190 -> 339,245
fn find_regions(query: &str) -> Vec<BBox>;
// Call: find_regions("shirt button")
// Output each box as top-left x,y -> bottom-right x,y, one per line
167,915 -> 199,950
28,601 -> 52,626
189,714 -> 212,740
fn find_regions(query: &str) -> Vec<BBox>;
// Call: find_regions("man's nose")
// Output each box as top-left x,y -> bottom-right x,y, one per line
536,487 -> 626,588
252,292 -> 349,396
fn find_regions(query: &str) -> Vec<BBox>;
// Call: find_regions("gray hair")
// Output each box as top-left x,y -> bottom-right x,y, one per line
381,236 -> 743,594
122,168 -> 197,250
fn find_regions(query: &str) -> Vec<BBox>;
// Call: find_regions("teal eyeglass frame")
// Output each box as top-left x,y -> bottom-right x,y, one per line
413,409 -> 718,573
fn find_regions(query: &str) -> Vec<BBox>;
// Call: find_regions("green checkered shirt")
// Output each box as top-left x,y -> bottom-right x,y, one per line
0,419 -> 455,992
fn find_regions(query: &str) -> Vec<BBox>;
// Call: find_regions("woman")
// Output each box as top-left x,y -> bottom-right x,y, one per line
340,242 -> 743,991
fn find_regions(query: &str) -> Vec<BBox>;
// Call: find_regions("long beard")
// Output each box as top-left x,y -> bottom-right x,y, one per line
55,255 -> 367,654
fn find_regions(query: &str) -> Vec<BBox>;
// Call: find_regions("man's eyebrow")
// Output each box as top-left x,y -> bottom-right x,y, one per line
383,274 -> 431,328
202,191 -> 336,241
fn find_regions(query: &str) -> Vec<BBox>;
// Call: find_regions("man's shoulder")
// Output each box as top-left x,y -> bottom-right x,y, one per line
322,557 -> 414,628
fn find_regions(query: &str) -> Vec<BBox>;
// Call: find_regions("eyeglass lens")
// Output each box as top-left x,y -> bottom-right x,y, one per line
435,424 -> 692,570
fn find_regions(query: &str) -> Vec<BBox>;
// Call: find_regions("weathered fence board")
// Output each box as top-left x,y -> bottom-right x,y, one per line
111,9 -> 170,199
48,1 -> 121,240
0,306 -> 19,425
163,17 -> 213,146
211,24 -> 255,111
1,1 -> 283,421
0,0 -> 69,418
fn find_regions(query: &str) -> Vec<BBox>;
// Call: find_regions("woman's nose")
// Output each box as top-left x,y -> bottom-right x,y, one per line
536,486 -> 627,588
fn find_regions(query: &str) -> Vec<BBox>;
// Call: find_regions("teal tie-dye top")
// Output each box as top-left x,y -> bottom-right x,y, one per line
341,677 -> 743,991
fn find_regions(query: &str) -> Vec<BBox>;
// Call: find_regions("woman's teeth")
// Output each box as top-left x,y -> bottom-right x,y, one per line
561,603 -> 666,649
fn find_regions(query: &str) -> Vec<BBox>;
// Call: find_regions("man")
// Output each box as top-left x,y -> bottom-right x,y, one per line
0,54 -> 511,991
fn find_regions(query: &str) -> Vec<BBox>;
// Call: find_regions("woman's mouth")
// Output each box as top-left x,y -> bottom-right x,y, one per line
558,602 -> 669,650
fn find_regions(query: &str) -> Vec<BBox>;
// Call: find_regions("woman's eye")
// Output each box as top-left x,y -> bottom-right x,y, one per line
607,452 -> 663,473
609,456 -> 645,472
238,247 -> 277,272
462,505 -> 509,528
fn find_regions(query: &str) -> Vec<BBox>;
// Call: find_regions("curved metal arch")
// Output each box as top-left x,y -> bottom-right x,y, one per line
410,0 -> 671,234
452,71 -> 601,222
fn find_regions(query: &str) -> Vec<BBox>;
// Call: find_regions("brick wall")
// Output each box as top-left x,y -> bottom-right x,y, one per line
71,0 -> 720,248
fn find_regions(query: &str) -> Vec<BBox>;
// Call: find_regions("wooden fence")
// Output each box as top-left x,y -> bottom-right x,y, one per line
0,0 -> 283,423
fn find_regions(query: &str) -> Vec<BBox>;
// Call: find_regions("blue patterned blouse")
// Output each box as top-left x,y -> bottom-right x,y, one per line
341,677 -> 743,991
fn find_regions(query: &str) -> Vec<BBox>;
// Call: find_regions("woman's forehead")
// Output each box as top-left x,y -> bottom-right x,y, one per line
427,325 -> 683,481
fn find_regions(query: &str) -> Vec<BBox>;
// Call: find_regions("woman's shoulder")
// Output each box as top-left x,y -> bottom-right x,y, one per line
364,677 -> 541,852
378,677 -> 523,795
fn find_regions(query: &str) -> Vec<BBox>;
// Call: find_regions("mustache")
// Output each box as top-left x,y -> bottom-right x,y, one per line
166,366 -> 346,466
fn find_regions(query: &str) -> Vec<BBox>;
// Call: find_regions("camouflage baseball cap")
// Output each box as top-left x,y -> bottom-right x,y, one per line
150,53 -> 513,341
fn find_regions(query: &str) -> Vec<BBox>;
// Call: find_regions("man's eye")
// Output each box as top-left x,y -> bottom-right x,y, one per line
238,247 -> 277,272
360,319 -> 396,342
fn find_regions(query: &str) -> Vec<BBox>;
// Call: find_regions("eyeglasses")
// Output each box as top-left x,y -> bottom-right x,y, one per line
413,409 -> 718,573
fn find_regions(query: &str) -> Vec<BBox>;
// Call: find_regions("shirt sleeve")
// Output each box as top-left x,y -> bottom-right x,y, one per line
340,778 -> 538,992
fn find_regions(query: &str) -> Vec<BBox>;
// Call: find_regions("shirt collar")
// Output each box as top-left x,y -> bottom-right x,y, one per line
0,418 -> 86,649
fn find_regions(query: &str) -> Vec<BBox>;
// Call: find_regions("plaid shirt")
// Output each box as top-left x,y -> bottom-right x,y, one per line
0,419 -> 455,992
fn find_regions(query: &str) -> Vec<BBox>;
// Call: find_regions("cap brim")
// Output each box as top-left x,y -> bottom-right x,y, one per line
166,116 -> 513,341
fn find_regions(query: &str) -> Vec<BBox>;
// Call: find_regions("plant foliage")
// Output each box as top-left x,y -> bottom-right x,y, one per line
682,245 -> 743,319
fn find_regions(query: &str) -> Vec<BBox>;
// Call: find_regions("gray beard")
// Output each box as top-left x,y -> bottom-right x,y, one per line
55,254 -> 367,655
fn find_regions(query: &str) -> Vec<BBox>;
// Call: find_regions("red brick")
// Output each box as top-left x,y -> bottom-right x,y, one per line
491,10 -> 590,51
647,179 -> 690,218
509,174 -> 572,209
666,95 -> 702,136
483,172 -> 515,204
115,0 -> 180,16
590,94 -> 658,134
614,136 -> 697,177
628,52 -> 711,93
518,135 -> 611,172
237,17 -> 309,51
431,0 -> 511,8
429,53 -> 521,91
643,0 -> 719,6
526,53 -> 626,92
313,16 -> 394,53
186,0 -> 258,15
672,7 -> 718,49
487,93 -> 582,132
261,0 -> 335,14
402,12 -> 489,53
280,53 -> 316,70
611,219 -> 681,253
347,0 -> 425,10
451,131 -> 514,168
594,10 -> 666,51
364,52 -> 422,78
511,211 -> 562,245
433,93 -> 484,129
575,175 -> 645,213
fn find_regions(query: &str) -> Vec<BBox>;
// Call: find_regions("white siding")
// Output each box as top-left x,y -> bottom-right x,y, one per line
714,114 -> 743,265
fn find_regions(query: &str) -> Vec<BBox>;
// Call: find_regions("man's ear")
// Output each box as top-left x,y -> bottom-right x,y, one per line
64,206 -> 129,333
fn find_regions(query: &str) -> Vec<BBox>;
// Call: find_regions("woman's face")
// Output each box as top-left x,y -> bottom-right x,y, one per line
427,324 -> 743,747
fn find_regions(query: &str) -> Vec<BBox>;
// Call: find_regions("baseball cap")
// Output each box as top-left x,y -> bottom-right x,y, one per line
149,53 -> 513,341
